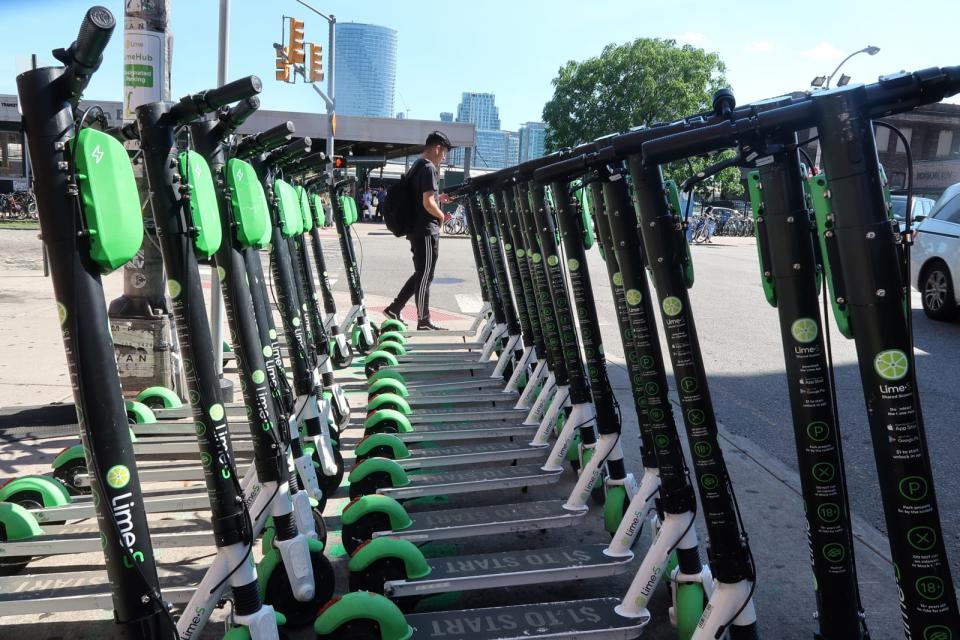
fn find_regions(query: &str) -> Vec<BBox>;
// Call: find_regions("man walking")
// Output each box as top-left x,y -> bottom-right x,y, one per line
383,131 -> 453,330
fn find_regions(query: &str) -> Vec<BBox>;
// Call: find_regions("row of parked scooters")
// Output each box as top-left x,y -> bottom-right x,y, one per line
3,5 -> 959,640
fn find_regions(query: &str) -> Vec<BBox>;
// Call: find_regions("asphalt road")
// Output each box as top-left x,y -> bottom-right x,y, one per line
345,222 -> 960,584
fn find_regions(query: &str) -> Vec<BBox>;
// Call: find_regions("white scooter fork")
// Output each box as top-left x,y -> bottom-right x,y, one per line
605,466 -> 661,558
289,392 -> 324,503
615,510 -> 700,624
478,322 -> 508,362
690,577 -> 755,640
490,333 -> 521,378
319,356 -> 350,419
541,399 -> 591,472
525,372 -> 559,426
252,480 -> 316,602
516,358 -> 548,410
530,383 -> 570,445
505,346 -> 536,400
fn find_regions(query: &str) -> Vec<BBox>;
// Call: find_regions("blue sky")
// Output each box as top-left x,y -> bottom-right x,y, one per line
2,0 -> 959,131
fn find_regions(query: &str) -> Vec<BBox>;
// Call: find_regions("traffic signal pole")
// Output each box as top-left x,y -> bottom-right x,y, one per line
294,0 -> 336,187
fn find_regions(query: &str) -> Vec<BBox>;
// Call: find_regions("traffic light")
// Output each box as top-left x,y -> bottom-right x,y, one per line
308,43 -> 324,83
333,156 -> 346,169
275,47 -> 291,83
288,18 -> 305,64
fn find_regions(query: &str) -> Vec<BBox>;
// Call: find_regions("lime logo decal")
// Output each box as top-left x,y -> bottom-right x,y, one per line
662,296 -> 683,317
105,465 -> 131,489
269,329 -> 277,340
568,258 -> 580,271
806,421 -> 830,442
56,302 -> 67,326
504,243 -> 512,251
822,543 -> 846,563
907,526 -> 937,551
209,404 -> 224,421
817,503 -> 840,523
167,279 -> 182,299
91,144 -> 104,164
812,462 -> 836,483
489,236 -> 498,244
924,625 -> 953,640
216,266 -> 226,282
516,248 -> 526,258
693,442 -> 712,458
613,272 -> 623,287
874,349 -> 909,381
252,370 -> 265,384
916,576 -> 945,601
899,476 -> 929,501
626,289 -> 643,306
791,318 -> 818,343
263,345 -> 273,358
700,474 -> 719,490
292,317 -> 301,327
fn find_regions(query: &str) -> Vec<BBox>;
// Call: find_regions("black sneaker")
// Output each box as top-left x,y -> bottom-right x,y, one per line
383,306 -> 402,321
417,320 -> 446,331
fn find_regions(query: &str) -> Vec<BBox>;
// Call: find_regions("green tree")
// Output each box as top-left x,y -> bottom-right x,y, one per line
542,38 -> 743,200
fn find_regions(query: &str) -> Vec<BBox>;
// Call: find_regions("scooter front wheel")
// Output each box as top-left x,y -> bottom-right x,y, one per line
263,547 -> 336,628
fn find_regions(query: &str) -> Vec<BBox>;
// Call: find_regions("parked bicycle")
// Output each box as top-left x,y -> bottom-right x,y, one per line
0,190 -> 39,220
442,203 -> 468,235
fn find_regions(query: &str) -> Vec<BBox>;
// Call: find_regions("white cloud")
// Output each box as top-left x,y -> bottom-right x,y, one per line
675,31 -> 706,45
745,41 -> 776,53
799,42 -> 846,61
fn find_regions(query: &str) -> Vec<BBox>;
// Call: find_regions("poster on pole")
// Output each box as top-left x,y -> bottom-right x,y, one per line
123,29 -> 164,121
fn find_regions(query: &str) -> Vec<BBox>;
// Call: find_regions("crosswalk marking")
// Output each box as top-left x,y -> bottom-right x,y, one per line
455,293 -> 483,313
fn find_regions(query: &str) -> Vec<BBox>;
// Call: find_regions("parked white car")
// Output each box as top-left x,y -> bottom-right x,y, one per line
911,183 -> 960,321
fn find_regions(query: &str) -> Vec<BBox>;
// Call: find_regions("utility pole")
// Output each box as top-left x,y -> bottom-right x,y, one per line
110,0 -> 175,398
294,0 -> 336,184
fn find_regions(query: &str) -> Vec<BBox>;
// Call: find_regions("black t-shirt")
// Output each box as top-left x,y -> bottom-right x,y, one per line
407,158 -> 440,238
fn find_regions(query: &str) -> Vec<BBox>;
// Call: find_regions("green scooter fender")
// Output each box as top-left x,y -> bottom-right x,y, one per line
363,409 -> 413,434
135,386 -> 182,409
367,377 -> 409,398
367,393 -> 412,416
341,494 -> 413,531
314,591 -> 413,640
0,475 -> 71,507
377,340 -> 407,357
603,485 -> 629,537
347,537 -> 430,579
348,458 -> 411,489
365,350 -> 399,370
52,445 -> 86,471
124,399 -> 157,424
355,434 -> 411,461
367,369 -> 407,386
380,319 -> 407,334
378,330 -> 407,346
0,502 -> 43,540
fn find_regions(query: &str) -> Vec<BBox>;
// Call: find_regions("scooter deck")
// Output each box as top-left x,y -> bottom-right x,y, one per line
360,421 -> 538,443
384,543 -> 632,598
409,407 -> 530,425
379,464 -> 563,499
383,361 -> 498,375
347,441 -> 547,470
154,403 -> 251,420
28,488 -> 224,524
0,567 -> 202,615
380,499 -> 587,543
407,597 -> 644,640
0,525 -> 216,557
398,379 -> 508,396
398,392 -> 519,409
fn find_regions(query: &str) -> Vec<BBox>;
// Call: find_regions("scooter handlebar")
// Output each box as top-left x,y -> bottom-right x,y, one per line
234,121 -> 295,158
71,6 -> 115,71
211,96 -> 259,140
168,75 -> 263,125
267,137 -> 312,166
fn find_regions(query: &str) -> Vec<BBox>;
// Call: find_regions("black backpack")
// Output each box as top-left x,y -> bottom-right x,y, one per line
382,159 -> 426,237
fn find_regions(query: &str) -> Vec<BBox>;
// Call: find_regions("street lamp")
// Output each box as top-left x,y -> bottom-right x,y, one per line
810,45 -> 881,170
810,45 -> 881,90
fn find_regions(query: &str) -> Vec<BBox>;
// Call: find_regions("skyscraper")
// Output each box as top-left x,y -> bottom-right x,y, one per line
334,23 -> 397,118
519,122 -> 547,163
439,112 -> 454,122
451,92 -> 513,168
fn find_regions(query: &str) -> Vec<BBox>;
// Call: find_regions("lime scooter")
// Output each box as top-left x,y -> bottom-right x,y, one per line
642,66 -> 960,637
336,159 -> 650,554
0,10 -> 296,638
